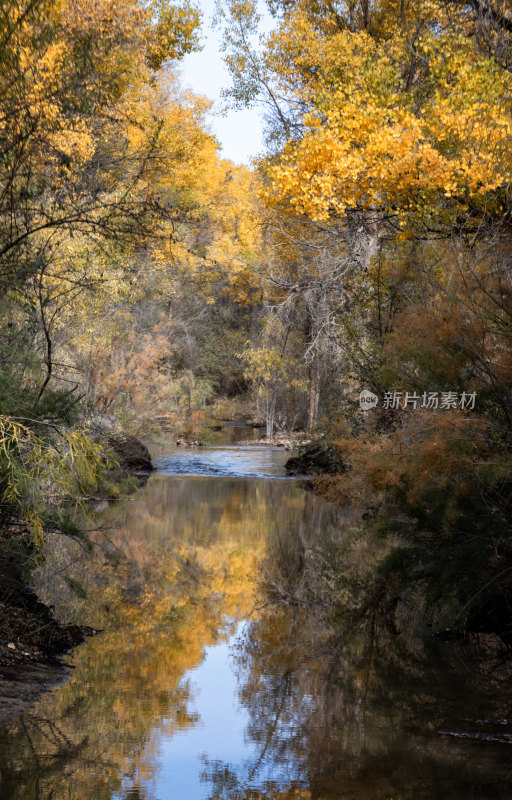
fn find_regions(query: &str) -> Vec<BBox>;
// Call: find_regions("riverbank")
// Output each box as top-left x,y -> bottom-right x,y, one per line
0,556 -> 96,720
240,431 -> 310,449
0,430 -> 153,722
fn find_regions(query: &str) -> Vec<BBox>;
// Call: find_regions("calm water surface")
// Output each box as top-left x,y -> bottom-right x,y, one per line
1,430 -> 512,799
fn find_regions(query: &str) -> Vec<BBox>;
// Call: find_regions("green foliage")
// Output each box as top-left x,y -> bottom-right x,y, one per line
0,416 -> 107,547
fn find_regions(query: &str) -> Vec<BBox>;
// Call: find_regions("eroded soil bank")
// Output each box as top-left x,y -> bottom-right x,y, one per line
0,550 -> 97,721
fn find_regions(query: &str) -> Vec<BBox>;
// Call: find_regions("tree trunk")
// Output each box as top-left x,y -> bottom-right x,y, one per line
36,273 -> 52,404
307,356 -> 320,432
266,391 -> 276,438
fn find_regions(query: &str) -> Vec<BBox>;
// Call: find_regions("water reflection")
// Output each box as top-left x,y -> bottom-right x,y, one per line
0,447 -> 328,800
216,610 -> 512,800
0,443 -> 511,799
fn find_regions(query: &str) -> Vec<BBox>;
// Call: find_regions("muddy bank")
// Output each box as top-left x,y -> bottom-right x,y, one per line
0,552 -> 96,722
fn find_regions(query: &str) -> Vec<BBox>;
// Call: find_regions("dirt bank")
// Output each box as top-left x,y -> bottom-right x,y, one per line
0,549 -> 97,722
106,433 -> 153,473
284,440 -> 345,475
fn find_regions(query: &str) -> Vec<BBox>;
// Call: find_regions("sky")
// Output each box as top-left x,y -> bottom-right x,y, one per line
179,0 -> 272,165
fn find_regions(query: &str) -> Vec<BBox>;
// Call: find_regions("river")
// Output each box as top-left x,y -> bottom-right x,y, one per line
1,428 -> 512,799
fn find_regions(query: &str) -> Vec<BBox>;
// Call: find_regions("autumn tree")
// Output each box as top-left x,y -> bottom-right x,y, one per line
0,0 -> 204,409
216,0 -> 512,633
0,0 -> 210,551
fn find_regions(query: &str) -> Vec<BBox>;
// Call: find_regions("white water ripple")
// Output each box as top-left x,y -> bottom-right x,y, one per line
153,445 -> 294,479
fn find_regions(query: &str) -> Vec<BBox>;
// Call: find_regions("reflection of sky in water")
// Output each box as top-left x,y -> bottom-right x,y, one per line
116,624 -> 295,800
161,632 -> 249,799
154,446 -> 293,479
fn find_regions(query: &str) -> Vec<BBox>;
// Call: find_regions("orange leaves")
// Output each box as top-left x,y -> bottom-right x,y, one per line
90,323 -> 177,421
381,412 -> 489,512
322,410 -> 490,522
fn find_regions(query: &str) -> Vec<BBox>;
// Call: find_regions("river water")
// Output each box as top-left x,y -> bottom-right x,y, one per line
1,429 -> 512,799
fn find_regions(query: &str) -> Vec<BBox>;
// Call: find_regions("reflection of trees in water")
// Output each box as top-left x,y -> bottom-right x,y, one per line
3,475 -> 512,800
201,759 -> 309,800
0,477 -> 311,800
201,603 -> 512,800
0,644 -> 197,800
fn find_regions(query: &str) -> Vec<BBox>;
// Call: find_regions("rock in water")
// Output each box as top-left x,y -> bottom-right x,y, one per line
106,434 -> 153,473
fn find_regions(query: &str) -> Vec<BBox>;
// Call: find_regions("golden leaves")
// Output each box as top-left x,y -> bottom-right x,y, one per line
262,0 -> 512,225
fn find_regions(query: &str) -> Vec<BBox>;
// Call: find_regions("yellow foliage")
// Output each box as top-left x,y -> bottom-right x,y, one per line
261,0 -> 512,225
